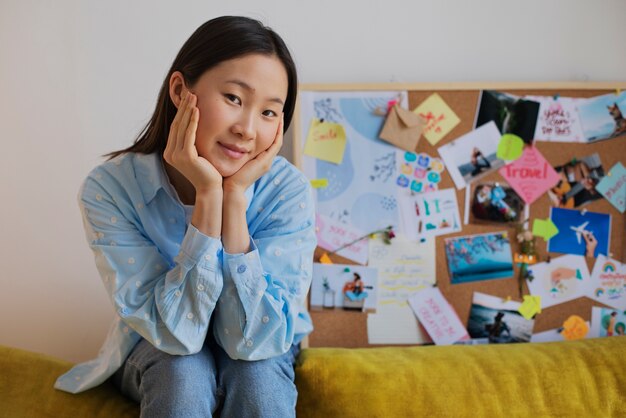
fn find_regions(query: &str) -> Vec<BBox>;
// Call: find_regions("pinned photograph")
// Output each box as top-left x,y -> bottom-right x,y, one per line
578,91 -> 626,142
548,153 -> 605,208
444,231 -> 514,284
467,292 -> 535,343
437,121 -> 504,190
310,263 -> 378,312
474,90 -> 541,144
547,207 -> 611,258
470,182 -> 524,224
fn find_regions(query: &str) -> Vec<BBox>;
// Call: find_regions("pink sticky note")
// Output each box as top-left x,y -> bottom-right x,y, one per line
407,287 -> 469,345
499,147 -> 560,204
315,214 -> 369,265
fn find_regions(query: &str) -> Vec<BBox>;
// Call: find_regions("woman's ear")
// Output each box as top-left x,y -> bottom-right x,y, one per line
169,71 -> 188,109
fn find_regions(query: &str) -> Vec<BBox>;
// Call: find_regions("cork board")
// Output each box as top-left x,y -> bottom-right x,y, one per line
293,83 -> 626,348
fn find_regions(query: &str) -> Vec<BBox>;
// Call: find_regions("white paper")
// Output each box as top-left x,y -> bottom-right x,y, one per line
398,188 -> 462,241
408,287 -> 469,345
315,213 -> 369,265
527,95 -> 586,143
586,255 -> 626,311
526,254 -> 591,309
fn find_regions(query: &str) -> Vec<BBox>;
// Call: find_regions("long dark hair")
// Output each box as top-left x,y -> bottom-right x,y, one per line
106,16 -> 298,159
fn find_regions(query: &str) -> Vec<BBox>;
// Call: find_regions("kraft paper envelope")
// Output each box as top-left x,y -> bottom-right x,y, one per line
379,104 -> 424,152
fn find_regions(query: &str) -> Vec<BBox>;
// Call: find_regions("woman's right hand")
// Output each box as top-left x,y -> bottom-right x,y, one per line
163,90 -> 222,191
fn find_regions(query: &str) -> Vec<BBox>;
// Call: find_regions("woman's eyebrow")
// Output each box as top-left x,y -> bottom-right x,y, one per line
226,79 -> 284,106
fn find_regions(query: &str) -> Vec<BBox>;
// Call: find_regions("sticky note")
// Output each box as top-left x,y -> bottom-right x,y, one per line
412,93 -> 460,145
319,252 -> 333,265
518,295 -> 542,320
303,119 -> 347,164
596,162 -> 626,213
499,146 -> 561,204
532,218 -> 559,240
310,178 -> 329,189
497,134 -> 524,161
561,315 -> 589,340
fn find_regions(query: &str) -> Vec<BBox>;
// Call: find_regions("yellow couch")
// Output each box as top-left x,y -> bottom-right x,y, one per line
1,338 -> 625,417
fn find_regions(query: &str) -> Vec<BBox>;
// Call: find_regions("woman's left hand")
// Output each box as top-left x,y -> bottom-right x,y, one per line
223,115 -> 284,193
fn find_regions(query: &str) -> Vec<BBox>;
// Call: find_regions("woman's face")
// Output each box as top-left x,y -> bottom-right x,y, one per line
185,54 -> 288,177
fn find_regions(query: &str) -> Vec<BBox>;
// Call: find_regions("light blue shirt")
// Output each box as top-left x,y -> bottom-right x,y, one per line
55,152 -> 316,393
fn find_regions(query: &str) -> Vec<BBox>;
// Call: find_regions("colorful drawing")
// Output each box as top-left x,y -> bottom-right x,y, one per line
526,254 -> 591,309
437,121 -> 504,190
394,151 -> 444,193
475,90 -> 541,144
548,153 -> 605,209
578,91 -> 626,142
547,208 -> 611,258
586,255 -> 626,310
499,146 -> 561,204
407,287 -> 468,345
596,162 -> 626,213
412,93 -> 461,145
527,95 -> 586,143
467,292 -> 535,343
590,307 -> 626,338
398,188 -> 461,241
444,232 -> 514,284
310,263 -> 378,312
300,91 -> 409,235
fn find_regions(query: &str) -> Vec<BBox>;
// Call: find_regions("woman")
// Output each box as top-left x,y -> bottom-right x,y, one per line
55,16 -> 316,418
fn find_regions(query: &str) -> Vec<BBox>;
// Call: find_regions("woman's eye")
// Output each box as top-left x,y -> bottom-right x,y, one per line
262,110 -> 277,117
224,94 -> 241,105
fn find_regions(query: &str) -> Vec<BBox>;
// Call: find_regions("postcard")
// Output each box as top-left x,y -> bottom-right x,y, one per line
315,213 -> 369,265
444,231 -> 514,284
395,150 -> 445,194
547,153 -> 605,209
437,121 -> 504,190
596,162 -> 626,213
407,287 -> 469,345
499,146 -> 561,204
526,95 -> 586,143
526,254 -> 591,309
412,93 -> 461,145
474,90 -> 541,144
590,307 -> 626,338
398,188 -> 462,241
470,182 -> 524,224
586,255 -> 626,311
547,207 -> 611,258
310,263 -> 378,312
467,292 -> 535,343
578,91 -> 626,143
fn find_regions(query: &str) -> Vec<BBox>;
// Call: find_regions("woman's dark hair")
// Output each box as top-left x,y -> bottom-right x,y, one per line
106,16 -> 297,159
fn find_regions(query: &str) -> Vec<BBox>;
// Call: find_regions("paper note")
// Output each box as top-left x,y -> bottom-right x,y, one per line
526,254 -> 591,309
407,287 -> 469,345
310,178 -> 329,189
303,119 -> 347,164
496,134 -> 524,161
596,162 -> 626,213
413,93 -> 461,145
586,255 -> 626,310
518,295 -> 542,319
527,96 -> 586,143
315,214 -> 368,265
561,315 -> 589,340
499,146 -> 560,204
398,188 -> 462,241
532,218 -> 559,240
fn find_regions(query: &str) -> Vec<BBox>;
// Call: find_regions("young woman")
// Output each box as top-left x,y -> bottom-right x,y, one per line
55,16 -> 316,418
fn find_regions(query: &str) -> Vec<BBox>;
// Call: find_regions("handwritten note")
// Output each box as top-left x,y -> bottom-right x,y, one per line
408,287 -> 469,345
596,162 -> 626,213
316,214 -> 368,265
586,255 -> 626,310
413,93 -> 460,145
303,119 -> 347,164
528,96 -> 585,143
499,146 -> 560,204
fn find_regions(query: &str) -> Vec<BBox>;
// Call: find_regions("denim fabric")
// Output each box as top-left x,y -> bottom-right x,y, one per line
114,334 -> 299,418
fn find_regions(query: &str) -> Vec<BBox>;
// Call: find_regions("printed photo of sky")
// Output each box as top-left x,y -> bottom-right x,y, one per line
578,92 -> 626,142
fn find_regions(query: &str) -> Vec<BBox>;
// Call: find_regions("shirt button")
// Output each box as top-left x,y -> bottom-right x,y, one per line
279,195 -> 285,201
155,339 -> 162,346
95,193 -> 102,201
262,316 -> 269,323
136,203 -> 144,210
204,254 -> 212,261
111,216 -> 117,224
197,284 -> 205,291
224,328 -> 230,335
297,239 -> 302,245
135,281 -> 141,288
299,202 -> 306,209
174,290 -> 181,297
246,339 -> 254,347
144,313 -> 150,319
274,249 -> 281,256
237,264 -> 247,274
187,312 -> 194,320
257,207 -> 264,213
273,179 -> 281,186
270,214 -> 278,220
257,290 -> 264,296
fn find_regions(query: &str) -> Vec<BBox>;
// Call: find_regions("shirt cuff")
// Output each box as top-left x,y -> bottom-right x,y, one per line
177,224 -> 222,270
223,237 -> 267,296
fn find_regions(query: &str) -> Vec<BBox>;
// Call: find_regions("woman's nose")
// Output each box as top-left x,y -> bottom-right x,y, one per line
232,112 -> 256,140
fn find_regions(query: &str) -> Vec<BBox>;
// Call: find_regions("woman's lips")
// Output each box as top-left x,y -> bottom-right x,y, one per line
218,142 -> 248,159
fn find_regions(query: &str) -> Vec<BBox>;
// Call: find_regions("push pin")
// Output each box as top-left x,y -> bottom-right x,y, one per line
553,93 -> 560,101
546,255 -> 551,263
343,267 -> 351,273
581,208 -> 588,216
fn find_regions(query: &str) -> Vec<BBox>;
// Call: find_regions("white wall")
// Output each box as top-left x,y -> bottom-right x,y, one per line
1,0 -> 625,363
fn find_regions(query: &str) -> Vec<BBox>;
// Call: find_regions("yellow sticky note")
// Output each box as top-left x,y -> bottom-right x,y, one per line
310,178 -> 329,189
561,315 -> 589,340
319,252 -> 333,265
497,134 -> 524,161
303,119 -> 347,164
412,93 -> 461,145
518,295 -> 542,320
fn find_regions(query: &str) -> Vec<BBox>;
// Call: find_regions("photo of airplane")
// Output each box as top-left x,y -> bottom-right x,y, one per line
548,207 -> 611,258
570,221 -> 590,244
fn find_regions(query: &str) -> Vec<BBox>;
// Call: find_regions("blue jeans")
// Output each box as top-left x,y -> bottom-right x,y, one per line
113,333 -> 299,418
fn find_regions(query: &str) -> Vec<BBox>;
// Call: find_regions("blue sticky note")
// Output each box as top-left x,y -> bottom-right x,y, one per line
596,162 -> 626,213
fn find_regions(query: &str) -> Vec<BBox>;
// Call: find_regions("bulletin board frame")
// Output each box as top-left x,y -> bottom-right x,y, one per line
294,82 -> 626,348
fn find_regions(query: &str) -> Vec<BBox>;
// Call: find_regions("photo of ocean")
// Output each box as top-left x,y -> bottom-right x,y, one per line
445,232 -> 514,284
